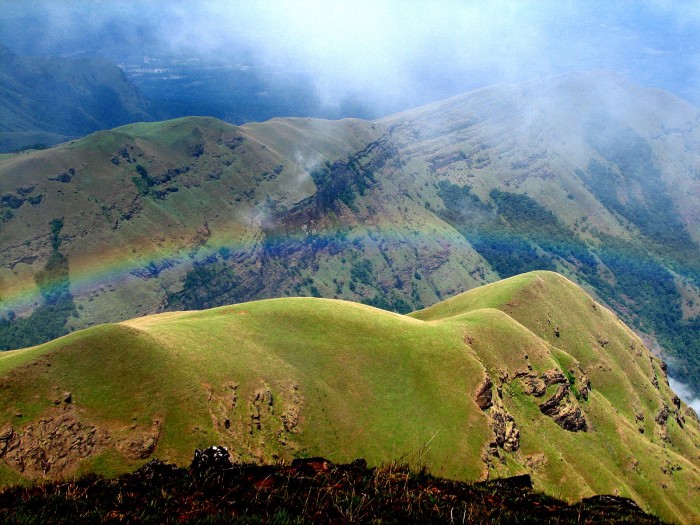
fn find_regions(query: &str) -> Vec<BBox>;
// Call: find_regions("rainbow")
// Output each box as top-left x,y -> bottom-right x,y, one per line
1,219 -> 696,343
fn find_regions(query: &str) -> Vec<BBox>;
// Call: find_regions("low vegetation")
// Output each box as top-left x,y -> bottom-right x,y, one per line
0,449 -> 666,524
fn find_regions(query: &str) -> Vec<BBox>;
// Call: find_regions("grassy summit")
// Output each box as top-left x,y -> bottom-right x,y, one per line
0,271 -> 698,523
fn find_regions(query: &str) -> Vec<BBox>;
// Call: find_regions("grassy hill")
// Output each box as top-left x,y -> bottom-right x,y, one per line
0,71 -> 698,395
0,272 -> 698,524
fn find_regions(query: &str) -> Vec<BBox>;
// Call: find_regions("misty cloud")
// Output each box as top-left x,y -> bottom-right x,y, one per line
2,1 -> 700,114
669,376 -> 700,417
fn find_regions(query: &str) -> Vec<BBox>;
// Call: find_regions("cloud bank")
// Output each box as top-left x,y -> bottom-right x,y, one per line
2,0 -> 700,113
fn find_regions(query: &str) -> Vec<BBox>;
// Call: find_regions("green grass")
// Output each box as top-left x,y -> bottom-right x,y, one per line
0,271 -> 698,524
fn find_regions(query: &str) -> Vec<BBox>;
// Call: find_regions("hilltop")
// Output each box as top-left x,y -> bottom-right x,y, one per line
0,272 -> 698,523
0,71 -> 698,393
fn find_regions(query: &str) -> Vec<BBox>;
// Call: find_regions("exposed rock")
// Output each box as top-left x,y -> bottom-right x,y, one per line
576,371 -> 591,400
280,384 -> 302,433
228,382 -> 238,409
655,405 -> 670,425
475,375 -> 494,409
0,407 -> 109,477
675,413 -> 685,429
479,373 -> 521,458
655,404 -> 672,441
250,405 -> 261,432
117,420 -> 161,460
491,407 -> 520,452
541,369 -> 567,386
521,375 -> 547,397
191,446 -> 232,476
249,387 -> 274,433
539,384 -> 588,432
671,396 -> 681,410
525,453 -> 547,471
0,425 -> 16,456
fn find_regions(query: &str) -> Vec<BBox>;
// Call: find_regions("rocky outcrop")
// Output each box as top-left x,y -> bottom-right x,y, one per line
474,376 -> 494,409
0,407 -> 109,478
280,384 -> 302,434
541,369 -> 567,386
654,399 -> 687,440
511,364 -> 589,433
491,407 -> 520,452
478,372 -> 520,466
521,375 -> 547,397
204,379 -> 303,461
191,445 -> 233,476
538,384 -> 588,432
117,420 -> 161,460
655,405 -> 670,425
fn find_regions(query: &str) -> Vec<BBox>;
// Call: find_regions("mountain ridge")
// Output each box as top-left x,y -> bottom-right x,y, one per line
0,71 -> 698,394
0,271 -> 698,524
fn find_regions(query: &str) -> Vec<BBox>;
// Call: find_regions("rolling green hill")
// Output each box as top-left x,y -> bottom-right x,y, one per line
0,272 -> 698,524
0,71 -> 698,394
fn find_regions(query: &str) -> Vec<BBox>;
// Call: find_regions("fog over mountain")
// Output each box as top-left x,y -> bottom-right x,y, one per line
2,0 -> 700,117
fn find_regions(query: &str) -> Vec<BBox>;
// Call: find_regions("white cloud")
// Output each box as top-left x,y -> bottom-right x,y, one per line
2,0 -> 700,109
668,376 -> 700,417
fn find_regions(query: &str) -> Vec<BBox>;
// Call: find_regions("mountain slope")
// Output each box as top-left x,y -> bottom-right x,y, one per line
0,44 -> 151,152
0,71 -> 698,393
0,272 -> 698,524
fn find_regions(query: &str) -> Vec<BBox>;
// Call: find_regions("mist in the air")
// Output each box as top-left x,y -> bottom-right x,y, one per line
2,0 -> 700,117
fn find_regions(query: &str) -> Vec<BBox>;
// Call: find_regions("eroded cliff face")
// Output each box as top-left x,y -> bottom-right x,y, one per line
0,404 -> 160,479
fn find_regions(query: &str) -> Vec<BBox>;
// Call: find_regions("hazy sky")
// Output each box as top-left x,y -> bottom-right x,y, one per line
2,0 -> 699,113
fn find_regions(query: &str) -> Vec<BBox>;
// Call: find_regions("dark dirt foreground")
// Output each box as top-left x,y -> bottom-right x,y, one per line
0,447 -> 665,524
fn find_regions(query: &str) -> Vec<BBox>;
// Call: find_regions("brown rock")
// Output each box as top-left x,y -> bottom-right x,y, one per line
0,407 -> 109,477
541,369 -> 567,386
522,376 -> 547,397
577,372 -> 591,400
491,408 -> 520,452
539,384 -> 588,432
117,421 -> 161,460
655,405 -> 670,425
475,375 -> 493,410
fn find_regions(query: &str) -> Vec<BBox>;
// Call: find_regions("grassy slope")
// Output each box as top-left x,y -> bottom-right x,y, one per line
0,271 -> 698,523
0,113 -> 490,337
412,272 -> 700,524
2,74 -> 697,391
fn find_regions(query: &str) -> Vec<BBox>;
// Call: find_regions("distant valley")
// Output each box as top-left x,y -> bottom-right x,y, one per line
0,45 -> 151,153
